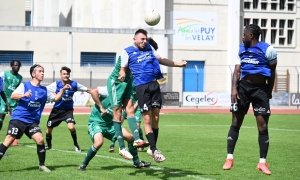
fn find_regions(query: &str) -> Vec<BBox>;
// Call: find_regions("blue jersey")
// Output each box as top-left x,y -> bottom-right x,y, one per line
238,42 -> 277,78
47,80 -> 87,110
124,43 -> 163,86
11,82 -> 52,124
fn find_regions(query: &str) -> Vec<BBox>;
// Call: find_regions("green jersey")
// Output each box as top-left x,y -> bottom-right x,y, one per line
109,56 -> 131,82
1,70 -> 22,107
88,95 -> 114,126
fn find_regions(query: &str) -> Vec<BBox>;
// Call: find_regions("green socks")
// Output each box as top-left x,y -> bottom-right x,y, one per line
113,120 -> 126,149
82,145 -> 98,166
127,116 -> 140,141
128,142 -> 140,164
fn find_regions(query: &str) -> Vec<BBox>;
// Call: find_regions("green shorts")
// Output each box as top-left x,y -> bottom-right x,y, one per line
122,108 -> 142,123
0,99 -> 17,114
106,77 -> 133,108
88,122 -> 115,142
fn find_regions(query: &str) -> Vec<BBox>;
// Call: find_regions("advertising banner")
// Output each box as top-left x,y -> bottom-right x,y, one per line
182,92 -> 230,106
269,93 -> 289,106
162,92 -> 180,106
290,93 -> 300,106
171,11 -> 218,45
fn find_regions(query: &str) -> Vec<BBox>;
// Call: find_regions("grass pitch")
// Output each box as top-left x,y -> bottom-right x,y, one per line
0,113 -> 299,180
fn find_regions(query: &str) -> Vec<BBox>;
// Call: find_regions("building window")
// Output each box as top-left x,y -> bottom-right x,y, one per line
261,29 -> 267,42
271,19 -> 277,27
287,4 -> 294,11
80,52 -> 116,66
271,3 -> 277,10
244,19 -> 250,26
244,2 -> 250,9
0,51 -> 33,66
287,30 -> 293,44
261,19 -> 267,27
279,20 -> 285,36
253,0 -> 259,9
279,38 -> 285,45
287,20 -> 294,28
271,30 -> 277,44
25,11 -> 31,26
279,0 -> 286,9
253,19 -> 259,25
261,3 -> 267,10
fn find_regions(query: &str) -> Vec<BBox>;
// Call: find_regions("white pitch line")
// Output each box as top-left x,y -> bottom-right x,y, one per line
23,145 -> 213,180
74,124 -> 300,132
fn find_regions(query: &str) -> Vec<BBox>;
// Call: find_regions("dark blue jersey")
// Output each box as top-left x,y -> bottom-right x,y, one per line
123,43 -> 163,86
11,82 -> 54,124
238,42 -> 277,78
47,80 -> 87,110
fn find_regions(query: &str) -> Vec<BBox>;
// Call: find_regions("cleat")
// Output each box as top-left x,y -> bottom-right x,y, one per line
39,165 -> 51,172
133,140 -> 149,148
223,159 -> 234,170
134,161 -> 151,168
257,162 -> 271,175
45,145 -> 52,150
153,150 -> 166,163
119,148 -> 133,160
78,165 -> 86,171
147,148 -> 153,156
12,139 -> 18,146
74,144 -> 81,152
108,145 -> 115,153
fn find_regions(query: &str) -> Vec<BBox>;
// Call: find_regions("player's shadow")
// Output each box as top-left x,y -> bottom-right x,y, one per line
101,165 -> 220,180
0,164 -> 79,172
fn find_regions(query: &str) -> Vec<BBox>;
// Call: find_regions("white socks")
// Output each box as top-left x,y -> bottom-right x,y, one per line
226,154 -> 233,159
259,158 -> 266,163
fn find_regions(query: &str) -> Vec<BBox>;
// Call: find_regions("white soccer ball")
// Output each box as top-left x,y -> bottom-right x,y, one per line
144,10 -> 160,26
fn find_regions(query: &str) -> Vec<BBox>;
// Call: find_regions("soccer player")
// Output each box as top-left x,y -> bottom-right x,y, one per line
78,86 -> 151,170
222,24 -> 277,175
119,29 -> 187,162
106,55 -> 147,159
45,66 -> 91,152
108,83 -> 145,153
0,64 -> 71,172
108,37 -> 158,153
0,60 -> 23,146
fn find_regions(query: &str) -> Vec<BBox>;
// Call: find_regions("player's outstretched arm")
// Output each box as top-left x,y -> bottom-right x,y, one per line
90,88 -> 106,116
53,84 -> 72,102
156,55 -> 187,67
267,64 -> 277,99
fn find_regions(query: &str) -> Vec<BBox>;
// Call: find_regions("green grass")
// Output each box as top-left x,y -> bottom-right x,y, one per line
0,113 -> 299,180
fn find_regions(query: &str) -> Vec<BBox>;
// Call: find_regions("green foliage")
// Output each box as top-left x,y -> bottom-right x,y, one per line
0,114 -> 298,180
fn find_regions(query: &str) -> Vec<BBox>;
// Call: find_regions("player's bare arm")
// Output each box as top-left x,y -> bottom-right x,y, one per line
53,84 -> 72,102
118,67 -> 128,82
267,64 -> 277,99
156,55 -> 187,67
90,88 -> 107,116
231,65 -> 241,103
1,91 -> 11,115
11,91 -> 32,100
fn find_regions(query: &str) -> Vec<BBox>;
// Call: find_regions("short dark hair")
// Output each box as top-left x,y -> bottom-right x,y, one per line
29,64 -> 43,78
10,60 -> 22,67
60,66 -> 71,73
135,29 -> 148,37
147,37 -> 158,50
245,24 -> 261,40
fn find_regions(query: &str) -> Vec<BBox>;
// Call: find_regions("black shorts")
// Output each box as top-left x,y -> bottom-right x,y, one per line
47,108 -> 75,128
7,120 -> 42,139
135,81 -> 162,113
230,79 -> 271,116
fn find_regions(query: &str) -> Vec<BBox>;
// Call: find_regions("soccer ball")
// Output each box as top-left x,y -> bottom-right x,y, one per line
144,10 -> 160,26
